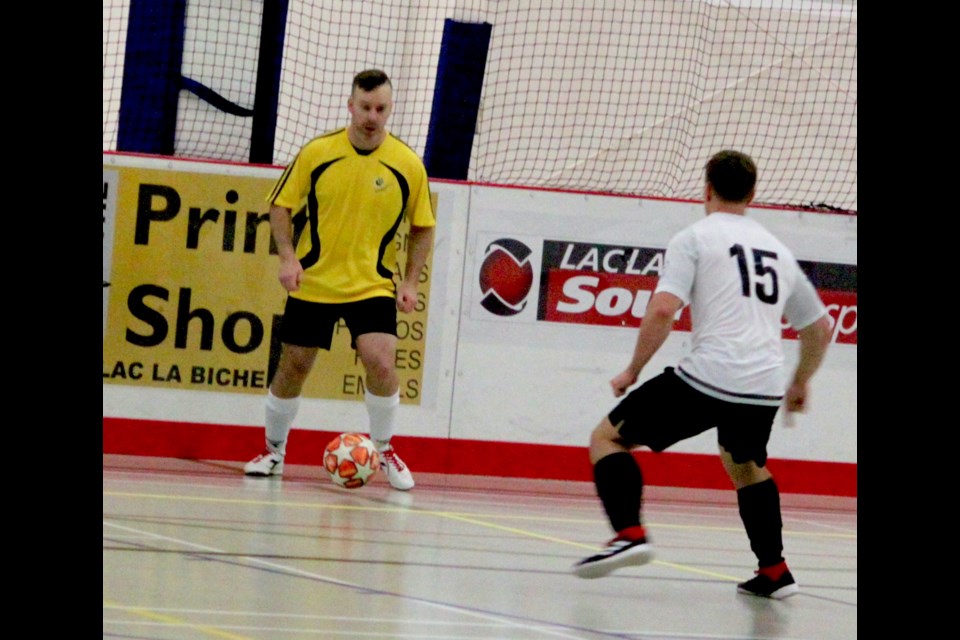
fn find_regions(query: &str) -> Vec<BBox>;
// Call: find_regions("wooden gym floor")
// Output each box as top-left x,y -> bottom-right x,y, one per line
103,454 -> 856,639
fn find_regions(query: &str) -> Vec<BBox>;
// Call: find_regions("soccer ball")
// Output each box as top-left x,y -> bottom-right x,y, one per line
324,432 -> 381,489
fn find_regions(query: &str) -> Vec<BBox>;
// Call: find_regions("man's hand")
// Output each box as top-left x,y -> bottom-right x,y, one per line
610,369 -> 639,397
784,381 -> 808,413
396,280 -> 418,313
781,381 -> 808,428
278,256 -> 303,292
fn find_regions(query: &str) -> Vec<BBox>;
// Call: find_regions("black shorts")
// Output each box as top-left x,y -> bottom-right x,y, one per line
278,296 -> 397,350
608,367 -> 779,467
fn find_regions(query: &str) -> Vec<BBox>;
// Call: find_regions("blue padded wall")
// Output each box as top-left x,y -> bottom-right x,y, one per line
423,20 -> 493,180
116,0 -> 187,155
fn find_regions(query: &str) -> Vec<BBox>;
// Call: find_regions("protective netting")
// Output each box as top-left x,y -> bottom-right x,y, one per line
103,0 -> 857,212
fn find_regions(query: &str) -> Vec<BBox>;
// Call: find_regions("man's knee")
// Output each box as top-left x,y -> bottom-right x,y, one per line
589,417 -> 616,444
278,345 -> 316,377
589,416 -> 630,463
357,340 -> 395,377
719,447 -> 772,489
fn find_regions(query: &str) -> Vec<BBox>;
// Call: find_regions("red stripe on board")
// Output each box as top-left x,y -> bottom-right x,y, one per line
102,417 -> 856,497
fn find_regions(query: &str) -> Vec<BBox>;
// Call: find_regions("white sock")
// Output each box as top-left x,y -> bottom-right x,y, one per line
366,390 -> 400,450
265,391 -> 300,456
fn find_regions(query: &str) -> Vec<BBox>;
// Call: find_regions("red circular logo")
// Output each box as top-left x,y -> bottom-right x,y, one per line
479,239 -> 534,316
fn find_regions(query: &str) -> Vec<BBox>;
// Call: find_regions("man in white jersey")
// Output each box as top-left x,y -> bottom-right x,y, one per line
571,150 -> 832,599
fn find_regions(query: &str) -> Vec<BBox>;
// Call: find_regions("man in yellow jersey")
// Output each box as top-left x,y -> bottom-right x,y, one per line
244,69 -> 436,490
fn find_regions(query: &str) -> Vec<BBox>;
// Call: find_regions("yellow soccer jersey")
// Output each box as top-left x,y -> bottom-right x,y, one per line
267,129 -> 436,303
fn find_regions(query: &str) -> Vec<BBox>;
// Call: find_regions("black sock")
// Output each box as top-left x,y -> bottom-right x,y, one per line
737,477 -> 784,568
593,452 -> 644,533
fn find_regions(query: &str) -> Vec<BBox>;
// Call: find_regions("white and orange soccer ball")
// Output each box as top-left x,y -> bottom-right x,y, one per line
324,433 -> 381,489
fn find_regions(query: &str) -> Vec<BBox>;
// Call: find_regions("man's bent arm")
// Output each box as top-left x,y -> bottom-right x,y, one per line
784,314 -> 832,414
403,225 -> 434,284
397,224 -> 435,312
792,315 -> 831,386
269,204 -> 302,292
612,291 -> 684,396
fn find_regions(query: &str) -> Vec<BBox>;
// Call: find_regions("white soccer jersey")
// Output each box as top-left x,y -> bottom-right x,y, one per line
655,212 -> 828,405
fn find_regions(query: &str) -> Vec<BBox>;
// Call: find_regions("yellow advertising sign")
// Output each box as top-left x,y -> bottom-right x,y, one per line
102,162 -> 433,404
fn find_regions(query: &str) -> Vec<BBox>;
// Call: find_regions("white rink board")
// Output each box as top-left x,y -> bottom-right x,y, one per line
452,185 -> 856,463
103,154 -> 856,464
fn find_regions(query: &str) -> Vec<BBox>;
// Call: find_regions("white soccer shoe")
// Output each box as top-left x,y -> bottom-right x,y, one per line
244,450 -> 284,477
378,445 -> 415,490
